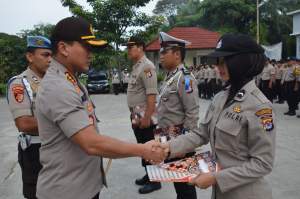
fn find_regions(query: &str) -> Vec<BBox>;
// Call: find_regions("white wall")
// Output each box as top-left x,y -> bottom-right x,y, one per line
297,36 -> 300,59
293,13 -> 300,35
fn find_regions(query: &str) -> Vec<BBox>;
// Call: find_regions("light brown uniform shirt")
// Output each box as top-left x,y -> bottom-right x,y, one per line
169,80 -> 276,199
261,64 -> 275,80
36,59 -> 104,199
127,55 -> 158,108
157,64 -> 199,131
7,68 -> 41,120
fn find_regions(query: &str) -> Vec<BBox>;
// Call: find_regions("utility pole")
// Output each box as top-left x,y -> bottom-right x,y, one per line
257,0 -> 260,44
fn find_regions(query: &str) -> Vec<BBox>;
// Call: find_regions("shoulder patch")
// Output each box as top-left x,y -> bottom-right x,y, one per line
65,72 -> 80,93
255,108 -> 272,117
144,69 -> 152,79
261,117 -> 274,132
184,76 -> 193,93
12,84 -> 24,103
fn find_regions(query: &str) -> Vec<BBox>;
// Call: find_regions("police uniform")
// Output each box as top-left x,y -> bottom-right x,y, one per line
260,63 -> 275,102
283,64 -> 298,115
35,17 -> 107,199
112,72 -> 121,95
274,64 -> 284,103
158,32 -> 197,199
6,36 -> 51,199
126,37 -> 160,193
168,34 -> 276,199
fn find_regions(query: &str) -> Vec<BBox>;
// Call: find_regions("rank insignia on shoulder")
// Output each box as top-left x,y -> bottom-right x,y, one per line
184,76 -> 193,93
261,117 -> 274,132
233,105 -> 241,113
65,72 -> 77,84
255,108 -> 272,117
144,69 -> 152,79
12,84 -> 24,103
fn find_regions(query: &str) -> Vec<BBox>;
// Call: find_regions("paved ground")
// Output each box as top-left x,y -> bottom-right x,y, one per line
0,94 -> 299,199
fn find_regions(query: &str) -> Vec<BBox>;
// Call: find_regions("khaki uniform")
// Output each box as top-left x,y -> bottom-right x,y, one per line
35,59 -> 105,199
169,80 -> 276,199
7,68 -> 42,198
158,63 -> 198,199
158,64 -> 199,130
261,64 -> 275,80
127,55 -> 158,108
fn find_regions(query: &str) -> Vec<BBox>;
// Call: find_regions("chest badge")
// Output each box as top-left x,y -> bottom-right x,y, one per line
233,105 -> 242,113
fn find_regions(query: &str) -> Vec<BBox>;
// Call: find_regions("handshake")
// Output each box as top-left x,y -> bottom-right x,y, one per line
141,140 -> 170,164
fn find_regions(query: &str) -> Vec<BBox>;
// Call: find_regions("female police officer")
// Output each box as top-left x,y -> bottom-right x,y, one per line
163,34 -> 276,199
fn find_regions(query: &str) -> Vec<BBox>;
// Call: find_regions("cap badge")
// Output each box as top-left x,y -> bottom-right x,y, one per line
35,39 -> 44,46
216,40 -> 222,49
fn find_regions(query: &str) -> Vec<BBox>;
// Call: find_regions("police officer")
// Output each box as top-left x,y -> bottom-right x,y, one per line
7,36 -> 52,199
157,32 -> 198,199
125,36 -> 162,194
112,71 -> 121,95
163,34 -> 276,199
283,61 -> 298,116
274,62 -> 284,104
35,17 -> 165,199
260,59 -> 275,102
122,68 -> 130,92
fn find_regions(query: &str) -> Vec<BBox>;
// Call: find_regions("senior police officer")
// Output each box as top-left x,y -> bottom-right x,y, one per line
157,32 -> 198,199
35,17 -> 165,199
162,34 -> 276,199
7,36 -> 52,199
126,36 -> 162,194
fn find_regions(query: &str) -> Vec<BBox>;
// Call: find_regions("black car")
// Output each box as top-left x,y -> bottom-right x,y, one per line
86,72 -> 110,93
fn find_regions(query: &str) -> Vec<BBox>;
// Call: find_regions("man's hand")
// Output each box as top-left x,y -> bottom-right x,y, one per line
139,116 -> 151,129
142,140 -> 166,164
189,173 -> 217,189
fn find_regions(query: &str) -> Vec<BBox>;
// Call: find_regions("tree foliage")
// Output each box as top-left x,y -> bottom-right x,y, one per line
155,0 -> 300,58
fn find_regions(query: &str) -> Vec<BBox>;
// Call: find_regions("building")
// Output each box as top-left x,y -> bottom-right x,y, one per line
287,9 -> 300,59
145,27 -> 220,67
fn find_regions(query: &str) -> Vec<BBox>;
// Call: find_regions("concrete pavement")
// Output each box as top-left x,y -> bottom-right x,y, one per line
0,94 -> 299,199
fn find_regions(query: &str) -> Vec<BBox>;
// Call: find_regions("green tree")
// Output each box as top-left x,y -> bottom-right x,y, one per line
18,23 -> 54,39
60,0 -> 152,70
0,33 -> 26,84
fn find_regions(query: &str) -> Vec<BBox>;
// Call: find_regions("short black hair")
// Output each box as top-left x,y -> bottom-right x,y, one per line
26,47 -> 37,53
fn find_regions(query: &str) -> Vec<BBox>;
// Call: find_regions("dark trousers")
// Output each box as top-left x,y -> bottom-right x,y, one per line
165,152 -> 197,199
18,143 -> 42,199
261,80 -> 273,102
174,182 -> 197,199
274,79 -> 284,102
91,193 -> 99,199
112,84 -> 120,95
286,81 -> 298,111
132,125 -> 156,167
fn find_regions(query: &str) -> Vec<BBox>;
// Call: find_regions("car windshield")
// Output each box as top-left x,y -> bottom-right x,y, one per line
89,75 -> 107,81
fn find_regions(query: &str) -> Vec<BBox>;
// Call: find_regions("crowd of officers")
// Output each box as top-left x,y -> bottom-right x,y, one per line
190,58 -> 300,117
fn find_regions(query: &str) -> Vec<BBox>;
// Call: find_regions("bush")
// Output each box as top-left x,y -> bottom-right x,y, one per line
0,83 -> 6,96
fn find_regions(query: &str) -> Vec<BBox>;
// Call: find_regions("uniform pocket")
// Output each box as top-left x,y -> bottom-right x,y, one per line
215,119 -> 242,152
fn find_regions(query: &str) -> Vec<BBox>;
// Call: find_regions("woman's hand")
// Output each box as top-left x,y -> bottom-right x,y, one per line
189,173 -> 217,189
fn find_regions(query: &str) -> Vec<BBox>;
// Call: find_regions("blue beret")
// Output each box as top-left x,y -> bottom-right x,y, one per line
27,36 -> 51,49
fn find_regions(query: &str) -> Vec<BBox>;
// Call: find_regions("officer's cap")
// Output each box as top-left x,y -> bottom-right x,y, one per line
51,17 -> 107,48
27,36 -> 51,49
125,36 -> 145,47
208,34 -> 264,58
159,32 -> 191,53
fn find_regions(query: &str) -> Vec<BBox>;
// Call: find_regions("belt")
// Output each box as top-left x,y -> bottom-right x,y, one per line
29,136 -> 41,144
154,124 -> 184,142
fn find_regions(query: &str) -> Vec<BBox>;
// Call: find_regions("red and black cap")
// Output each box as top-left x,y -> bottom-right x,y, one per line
208,34 -> 264,58
51,17 -> 107,47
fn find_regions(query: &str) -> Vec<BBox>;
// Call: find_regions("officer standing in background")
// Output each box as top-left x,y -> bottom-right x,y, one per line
7,36 -> 52,199
112,71 -> 121,95
283,61 -> 298,116
260,59 -> 275,102
157,32 -> 198,199
126,36 -> 162,194
35,17 -> 165,199
274,62 -> 284,104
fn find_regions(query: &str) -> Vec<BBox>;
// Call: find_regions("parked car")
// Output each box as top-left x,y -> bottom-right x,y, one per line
86,71 -> 110,93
